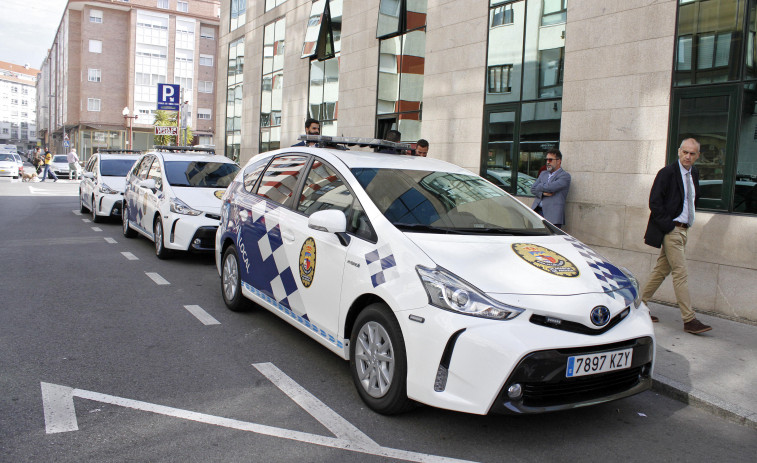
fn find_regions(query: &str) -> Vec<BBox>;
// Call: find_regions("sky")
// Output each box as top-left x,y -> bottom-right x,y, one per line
0,0 -> 68,69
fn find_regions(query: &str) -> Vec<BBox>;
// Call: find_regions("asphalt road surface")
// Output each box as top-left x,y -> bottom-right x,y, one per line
1,178 -> 755,462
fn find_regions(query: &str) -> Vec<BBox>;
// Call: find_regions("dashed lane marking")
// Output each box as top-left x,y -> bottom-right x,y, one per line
183,305 -> 220,325
72,210 -> 82,216
121,252 -> 138,261
91,227 -> 102,232
145,272 -> 170,285
82,218 -> 91,223
104,237 -> 117,244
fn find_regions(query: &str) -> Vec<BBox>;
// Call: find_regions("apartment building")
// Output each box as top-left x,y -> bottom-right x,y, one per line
216,0 -> 757,322
0,61 -> 38,152
37,0 -> 221,160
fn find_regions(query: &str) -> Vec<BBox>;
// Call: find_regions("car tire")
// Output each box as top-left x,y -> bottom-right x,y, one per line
79,190 -> 87,213
91,196 -> 102,223
122,204 -> 137,238
349,303 -> 412,415
221,245 -> 249,312
154,218 -> 171,260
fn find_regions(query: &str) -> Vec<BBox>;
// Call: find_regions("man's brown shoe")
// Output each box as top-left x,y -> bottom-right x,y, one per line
650,314 -> 659,323
684,318 -> 712,334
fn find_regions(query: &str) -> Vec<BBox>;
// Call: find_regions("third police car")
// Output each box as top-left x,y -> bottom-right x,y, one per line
215,136 -> 655,415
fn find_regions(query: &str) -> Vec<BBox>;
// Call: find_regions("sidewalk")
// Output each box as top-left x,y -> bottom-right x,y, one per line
648,301 -> 757,430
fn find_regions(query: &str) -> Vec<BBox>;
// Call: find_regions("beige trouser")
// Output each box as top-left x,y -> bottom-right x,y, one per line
641,226 -> 695,322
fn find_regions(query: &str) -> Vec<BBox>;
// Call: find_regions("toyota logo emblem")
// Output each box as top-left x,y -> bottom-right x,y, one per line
590,306 -> 611,326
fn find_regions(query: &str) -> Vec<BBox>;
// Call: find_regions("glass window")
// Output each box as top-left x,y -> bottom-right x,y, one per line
226,37 -> 244,163
488,65 -> 512,93
200,55 -> 214,66
486,0 -> 525,104
298,159 -> 349,215
261,18 -> 286,152
302,0 -> 342,59
177,1 -> 188,13
87,98 -> 101,111
157,0 -> 168,9
266,0 -> 286,12
88,69 -> 101,82
137,156 -> 154,179
100,159 -> 138,176
147,158 -> 163,189
230,0 -> 246,31
89,40 -> 102,53
735,84 -> 757,213
242,157 -> 270,193
200,27 -> 215,39
90,9 -> 103,23
490,2 -> 514,27
256,155 -> 308,206
542,0 -> 567,26
164,161 -> 240,187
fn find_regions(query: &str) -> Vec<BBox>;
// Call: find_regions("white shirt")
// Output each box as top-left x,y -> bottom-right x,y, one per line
673,161 -> 693,225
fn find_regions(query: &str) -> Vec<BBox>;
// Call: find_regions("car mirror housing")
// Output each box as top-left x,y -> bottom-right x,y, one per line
139,178 -> 157,190
308,209 -> 347,234
83,172 -> 95,179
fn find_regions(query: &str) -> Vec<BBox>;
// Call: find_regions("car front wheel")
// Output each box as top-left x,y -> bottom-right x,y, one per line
91,196 -> 101,223
154,218 -> 170,259
349,303 -> 412,415
122,204 -> 136,238
79,189 -> 87,213
221,246 -> 248,312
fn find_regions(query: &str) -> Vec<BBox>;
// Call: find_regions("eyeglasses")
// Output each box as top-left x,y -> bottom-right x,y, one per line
545,158 -> 559,162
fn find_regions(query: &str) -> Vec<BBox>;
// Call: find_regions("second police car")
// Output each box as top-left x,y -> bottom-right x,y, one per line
123,146 -> 240,259
80,149 -> 142,222
215,136 -> 655,415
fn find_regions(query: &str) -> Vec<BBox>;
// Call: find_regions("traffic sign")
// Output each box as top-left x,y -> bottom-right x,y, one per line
155,126 -> 178,136
157,83 -> 180,111
64,140 -> 70,148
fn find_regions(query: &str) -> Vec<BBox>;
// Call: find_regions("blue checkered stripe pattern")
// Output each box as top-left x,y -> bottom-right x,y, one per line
564,236 -> 637,306
365,244 -> 399,288
239,200 -> 306,317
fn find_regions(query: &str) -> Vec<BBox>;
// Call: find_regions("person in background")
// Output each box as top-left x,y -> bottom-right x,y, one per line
415,139 -> 429,157
39,149 -> 58,182
292,118 -> 321,147
67,147 -> 81,180
530,148 -> 570,228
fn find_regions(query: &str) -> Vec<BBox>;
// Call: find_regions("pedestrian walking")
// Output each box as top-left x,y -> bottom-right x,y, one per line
67,148 -> 81,180
39,149 -> 58,182
530,148 -> 571,228
641,137 -> 711,334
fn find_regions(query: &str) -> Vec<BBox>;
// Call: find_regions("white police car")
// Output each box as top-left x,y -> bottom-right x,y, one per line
123,146 -> 240,258
80,150 -> 141,222
216,136 -> 655,415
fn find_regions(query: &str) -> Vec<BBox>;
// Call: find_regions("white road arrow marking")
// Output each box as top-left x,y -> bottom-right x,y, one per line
40,364 -> 476,463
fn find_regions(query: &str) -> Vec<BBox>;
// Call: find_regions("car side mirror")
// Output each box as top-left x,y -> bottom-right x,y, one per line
83,172 -> 94,179
308,209 -> 351,246
139,178 -> 156,190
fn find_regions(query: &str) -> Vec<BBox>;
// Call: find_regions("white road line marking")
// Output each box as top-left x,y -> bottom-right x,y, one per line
121,252 -> 138,261
91,227 -> 102,232
145,272 -> 170,285
253,362 -> 378,450
183,305 -> 220,325
104,237 -> 117,244
82,218 -> 91,223
40,378 -> 474,462
72,210 -> 82,216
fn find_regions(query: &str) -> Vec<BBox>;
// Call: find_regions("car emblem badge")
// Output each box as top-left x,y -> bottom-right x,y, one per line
590,306 -> 611,326
299,237 -> 317,288
511,243 -> 579,278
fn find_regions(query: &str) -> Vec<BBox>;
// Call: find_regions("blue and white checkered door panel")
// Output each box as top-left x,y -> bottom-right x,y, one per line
365,243 -> 399,288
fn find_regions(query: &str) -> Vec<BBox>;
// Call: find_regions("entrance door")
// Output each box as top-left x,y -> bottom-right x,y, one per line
670,86 -> 739,210
482,106 -> 519,193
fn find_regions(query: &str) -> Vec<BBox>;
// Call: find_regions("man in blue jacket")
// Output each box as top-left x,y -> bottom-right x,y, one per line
642,138 -> 711,334
531,148 -> 571,228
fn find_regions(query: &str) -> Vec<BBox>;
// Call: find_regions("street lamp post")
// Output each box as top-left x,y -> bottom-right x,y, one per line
122,107 -> 138,149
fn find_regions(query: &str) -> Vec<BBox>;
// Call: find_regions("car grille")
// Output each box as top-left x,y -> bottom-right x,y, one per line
530,307 -> 631,335
190,226 -> 217,251
520,367 -> 644,408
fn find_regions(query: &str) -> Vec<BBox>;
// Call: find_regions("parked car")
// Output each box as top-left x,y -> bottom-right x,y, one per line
50,154 -> 74,177
0,152 -> 19,179
122,146 -> 240,258
11,153 -> 24,176
215,136 -> 655,416
80,150 -> 141,222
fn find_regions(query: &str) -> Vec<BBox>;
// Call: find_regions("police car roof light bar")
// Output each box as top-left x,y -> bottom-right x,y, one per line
96,149 -> 143,154
153,145 -> 216,154
298,135 -> 414,153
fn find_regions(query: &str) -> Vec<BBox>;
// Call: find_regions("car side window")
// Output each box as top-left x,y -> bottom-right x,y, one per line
137,156 -> 153,180
243,157 -> 270,193
147,158 -> 162,190
131,157 -> 144,177
256,155 -> 309,207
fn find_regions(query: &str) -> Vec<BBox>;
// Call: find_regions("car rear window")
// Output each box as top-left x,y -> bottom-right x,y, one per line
164,161 -> 240,187
101,159 -> 137,176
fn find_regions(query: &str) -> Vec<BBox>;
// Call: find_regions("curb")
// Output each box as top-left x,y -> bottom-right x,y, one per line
652,375 -> 757,431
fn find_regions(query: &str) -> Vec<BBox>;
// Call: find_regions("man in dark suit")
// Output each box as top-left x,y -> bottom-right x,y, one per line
530,148 -> 571,228
292,118 -> 320,147
642,138 -> 711,334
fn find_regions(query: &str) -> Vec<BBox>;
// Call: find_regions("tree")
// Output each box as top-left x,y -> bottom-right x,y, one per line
153,110 -> 176,146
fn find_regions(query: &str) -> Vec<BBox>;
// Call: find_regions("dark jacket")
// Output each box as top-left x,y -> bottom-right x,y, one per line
644,161 -> 700,248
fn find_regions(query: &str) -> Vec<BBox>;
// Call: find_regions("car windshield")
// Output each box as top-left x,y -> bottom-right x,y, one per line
53,155 -> 67,163
101,159 -> 136,176
352,168 -> 550,235
0,154 -> 14,161
164,161 -> 240,187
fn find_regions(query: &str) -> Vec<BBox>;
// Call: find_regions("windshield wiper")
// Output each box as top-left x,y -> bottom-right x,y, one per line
393,223 -> 463,234
453,227 -> 551,236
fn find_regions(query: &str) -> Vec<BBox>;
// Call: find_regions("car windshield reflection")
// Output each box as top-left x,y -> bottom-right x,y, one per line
164,161 -> 240,187
101,159 -> 137,177
352,168 -> 548,235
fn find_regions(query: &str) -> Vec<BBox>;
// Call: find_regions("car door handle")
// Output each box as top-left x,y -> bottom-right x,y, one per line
282,230 -> 295,242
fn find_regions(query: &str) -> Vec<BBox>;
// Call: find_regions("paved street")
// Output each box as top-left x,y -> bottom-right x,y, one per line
1,178 -> 755,462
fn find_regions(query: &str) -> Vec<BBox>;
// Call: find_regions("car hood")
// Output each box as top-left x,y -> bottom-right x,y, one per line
100,176 -> 127,193
0,161 -> 16,167
406,233 -> 638,300
171,186 -> 226,212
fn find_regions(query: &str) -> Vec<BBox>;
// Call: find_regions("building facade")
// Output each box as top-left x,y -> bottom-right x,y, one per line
37,0 -> 221,160
217,0 -> 757,322
0,61 -> 38,152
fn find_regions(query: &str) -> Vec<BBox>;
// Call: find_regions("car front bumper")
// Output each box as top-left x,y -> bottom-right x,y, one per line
164,212 -> 221,252
398,302 -> 655,415
94,194 -> 124,218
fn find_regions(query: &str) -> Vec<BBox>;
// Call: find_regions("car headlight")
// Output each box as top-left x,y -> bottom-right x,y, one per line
169,197 -> 202,216
99,183 -> 118,194
416,266 -> 524,320
619,266 -> 642,309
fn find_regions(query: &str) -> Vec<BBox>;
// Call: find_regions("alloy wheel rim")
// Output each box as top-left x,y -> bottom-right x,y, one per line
155,221 -> 163,254
223,253 -> 238,301
91,197 -> 97,221
355,321 -> 395,398
122,207 -> 129,233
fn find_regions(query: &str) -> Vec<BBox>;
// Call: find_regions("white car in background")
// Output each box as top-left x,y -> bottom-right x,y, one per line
215,136 -> 655,416
50,154 -> 74,178
0,152 -> 20,179
122,146 -> 240,259
79,150 -> 141,222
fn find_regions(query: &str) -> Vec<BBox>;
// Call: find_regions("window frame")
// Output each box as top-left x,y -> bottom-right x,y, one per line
87,98 -> 101,112
89,39 -> 103,53
88,68 -> 101,82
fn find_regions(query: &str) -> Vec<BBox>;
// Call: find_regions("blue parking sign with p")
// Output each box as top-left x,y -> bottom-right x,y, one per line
157,84 -> 180,110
